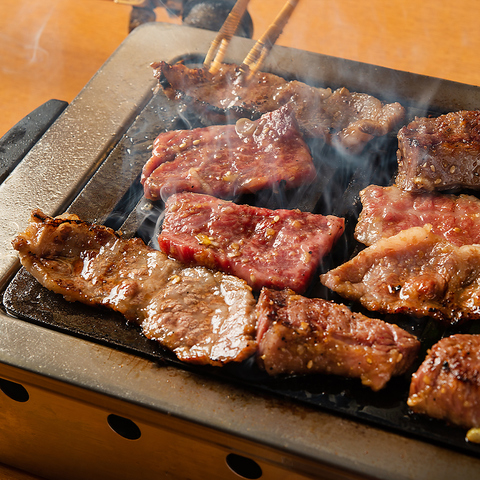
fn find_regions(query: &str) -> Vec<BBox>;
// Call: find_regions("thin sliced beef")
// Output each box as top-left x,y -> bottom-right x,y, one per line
158,192 -> 344,293
408,334 -> 480,429
12,210 -> 257,366
396,110 -> 480,192
141,104 -> 316,201
321,226 -> 480,324
355,184 -> 480,247
256,288 -> 420,391
153,61 -> 405,154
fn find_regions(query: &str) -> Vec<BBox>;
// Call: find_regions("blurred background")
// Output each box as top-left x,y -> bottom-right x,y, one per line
1,0 -> 480,139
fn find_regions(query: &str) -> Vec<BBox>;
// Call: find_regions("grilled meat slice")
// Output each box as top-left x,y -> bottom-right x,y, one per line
153,61 -> 405,154
141,104 -> 316,201
355,184 -> 480,247
321,226 -> 480,324
158,192 -> 344,293
396,110 -> 480,192
408,334 -> 480,429
256,288 -> 420,390
12,210 -> 257,366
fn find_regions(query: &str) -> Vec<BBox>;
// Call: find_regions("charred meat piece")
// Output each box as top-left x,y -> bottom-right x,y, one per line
256,288 -> 420,391
158,192 -> 344,293
408,334 -> 480,430
321,226 -> 480,324
12,210 -> 257,366
355,184 -> 480,247
141,104 -> 316,201
153,61 -> 405,154
396,110 -> 480,192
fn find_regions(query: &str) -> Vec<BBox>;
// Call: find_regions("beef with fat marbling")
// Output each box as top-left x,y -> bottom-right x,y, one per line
256,288 -> 420,391
153,61 -> 405,154
321,225 -> 480,324
408,334 -> 480,430
141,103 -> 316,201
396,110 -> 480,192
11,210 -> 257,366
158,192 -> 344,293
355,184 -> 480,247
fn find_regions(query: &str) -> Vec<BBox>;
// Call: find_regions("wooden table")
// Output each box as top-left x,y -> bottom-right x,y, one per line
2,0 -> 480,139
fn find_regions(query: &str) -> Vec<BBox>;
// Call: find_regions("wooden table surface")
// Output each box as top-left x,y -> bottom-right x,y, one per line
2,0 -> 480,139
1,0 -> 480,479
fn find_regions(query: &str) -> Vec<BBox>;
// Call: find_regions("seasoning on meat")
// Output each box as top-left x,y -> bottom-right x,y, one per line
408,334 -> 480,430
158,192 -> 345,293
12,210 -> 257,366
355,184 -> 480,247
256,288 -> 420,391
153,61 -> 405,154
141,103 -> 316,201
396,110 -> 480,192
321,225 -> 480,324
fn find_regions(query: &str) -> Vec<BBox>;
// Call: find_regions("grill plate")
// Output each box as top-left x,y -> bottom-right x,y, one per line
4,84 -> 480,458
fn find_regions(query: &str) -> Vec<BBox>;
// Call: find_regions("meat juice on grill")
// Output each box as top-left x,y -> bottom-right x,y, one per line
141,103 -> 316,201
396,110 -> 480,192
321,225 -> 480,324
157,192 -> 344,294
256,288 -> 420,391
12,210 -> 257,366
355,184 -> 480,247
154,61 -> 406,154
408,334 -> 480,430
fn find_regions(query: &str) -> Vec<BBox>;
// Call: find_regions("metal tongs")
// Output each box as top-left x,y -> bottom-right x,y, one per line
204,0 -> 299,79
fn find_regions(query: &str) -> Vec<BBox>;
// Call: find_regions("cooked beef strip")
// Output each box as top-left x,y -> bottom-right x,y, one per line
355,184 -> 480,247
141,103 -> 316,201
153,61 -> 405,154
158,192 -> 344,293
256,288 -> 420,391
321,225 -> 480,325
408,334 -> 480,430
396,110 -> 480,192
12,210 -> 257,366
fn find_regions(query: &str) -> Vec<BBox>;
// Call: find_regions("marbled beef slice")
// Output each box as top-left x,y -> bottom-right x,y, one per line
355,184 -> 480,247
158,192 -> 345,293
256,288 -> 420,391
396,110 -> 480,192
408,334 -> 480,429
153,61 -> 405,154
141,103 -> 316,201
321,225 -> 480,324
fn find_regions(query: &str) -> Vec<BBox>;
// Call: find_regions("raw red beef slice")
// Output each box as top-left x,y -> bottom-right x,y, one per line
158,192 -> 345,293
141,103 -> 316,201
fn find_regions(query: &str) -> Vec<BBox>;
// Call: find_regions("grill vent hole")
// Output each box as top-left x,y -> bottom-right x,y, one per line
226,453 -> 262,479
107,414 -> 141,440
0,378 -> 29,402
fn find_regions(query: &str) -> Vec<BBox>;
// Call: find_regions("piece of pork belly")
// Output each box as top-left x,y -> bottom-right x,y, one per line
321,225 -> 480,324
153,61 -> 405,154
12,210 -> 257,366
355,184 -> 480,247
408,334 -> 480,430
256,288 -> 420,391
158,192 -> 344,293
396,110 -> 480,192
141,103 -> 316,201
